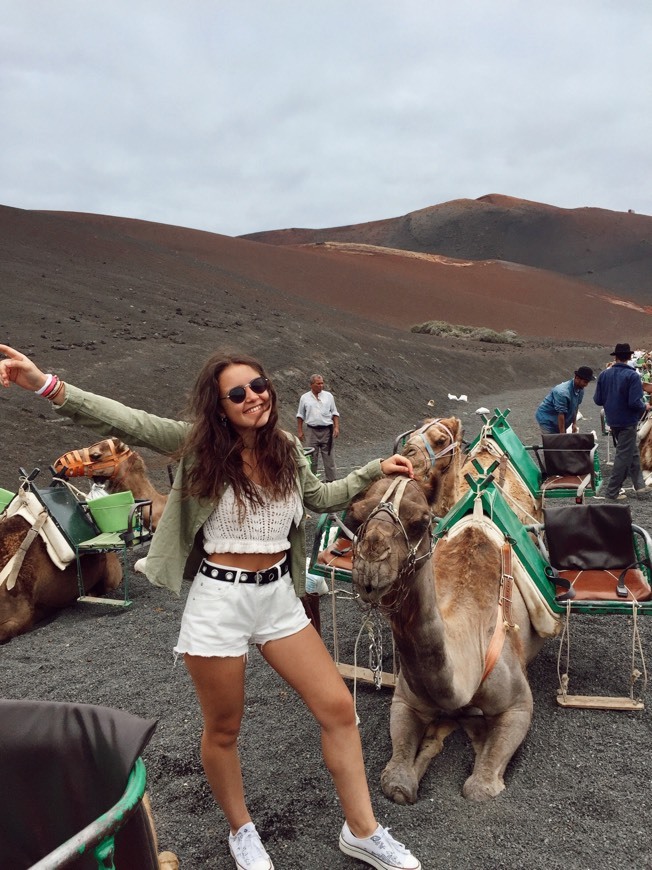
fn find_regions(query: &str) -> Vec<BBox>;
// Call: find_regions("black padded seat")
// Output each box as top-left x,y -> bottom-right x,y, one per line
0,699 -> 158,869
544,503 -> 652,602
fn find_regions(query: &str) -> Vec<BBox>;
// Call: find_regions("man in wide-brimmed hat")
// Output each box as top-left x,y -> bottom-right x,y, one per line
534,365 -> 596,435
594,342 -> 651,501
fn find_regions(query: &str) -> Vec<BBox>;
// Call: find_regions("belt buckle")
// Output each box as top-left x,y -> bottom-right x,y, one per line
255,570 -> 263,585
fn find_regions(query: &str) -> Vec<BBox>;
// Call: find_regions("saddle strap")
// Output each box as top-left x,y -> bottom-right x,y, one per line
481,541 -> 518,682
381,475 -> 411,514
481,605 -> 506,683
500,542 -> 517,628
0,510 -> 49,591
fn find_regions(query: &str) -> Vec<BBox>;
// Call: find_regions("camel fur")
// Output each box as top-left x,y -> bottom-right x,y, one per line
399,417 -> 464,516
0,514 -> 123,644
403,417 -> 542,523
637,414 -> 652,485
350,477 -> 544,803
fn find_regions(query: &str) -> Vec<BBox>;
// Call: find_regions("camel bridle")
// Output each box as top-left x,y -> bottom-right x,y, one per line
405,419 -> 458,474
355,476 -> 433,580
53,441 -> 134,479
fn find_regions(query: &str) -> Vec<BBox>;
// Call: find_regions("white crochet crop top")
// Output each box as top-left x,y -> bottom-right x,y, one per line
203,485 -> 304,554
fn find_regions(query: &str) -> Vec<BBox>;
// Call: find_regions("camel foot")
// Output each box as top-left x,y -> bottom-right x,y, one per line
462,773 -> 505,802
381,763 -> 419,805
158,851 -> 179,869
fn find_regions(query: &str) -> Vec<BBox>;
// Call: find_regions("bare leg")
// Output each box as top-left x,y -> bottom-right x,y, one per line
183,654 -> 250,832
260,624 -> 377,838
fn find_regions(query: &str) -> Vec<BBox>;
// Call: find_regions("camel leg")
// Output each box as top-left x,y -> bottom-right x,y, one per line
101,552 -> 124,592
412,719 -> 459,782
0,594 -> 36,644
380,695 -> 430,805
83,552 -> 123,596
460,692 -> 533,801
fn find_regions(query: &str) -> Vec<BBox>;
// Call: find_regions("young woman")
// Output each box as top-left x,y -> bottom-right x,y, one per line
0,344 -> 421,870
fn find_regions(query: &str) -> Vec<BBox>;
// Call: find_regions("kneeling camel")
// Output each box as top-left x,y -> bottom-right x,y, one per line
351,476 -> 546,802
0,437 -> 168,644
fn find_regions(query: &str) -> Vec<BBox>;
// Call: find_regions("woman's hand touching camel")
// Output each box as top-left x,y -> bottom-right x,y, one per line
0,344 -> 66,403
379,454 -> 414,478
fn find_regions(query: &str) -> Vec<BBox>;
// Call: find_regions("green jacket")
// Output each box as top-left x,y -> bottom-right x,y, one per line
56,385 -> 384,596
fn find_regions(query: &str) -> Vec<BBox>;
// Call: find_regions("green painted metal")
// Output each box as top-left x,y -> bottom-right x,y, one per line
470,408 -> 602,500
309,446 -> 647,617
469,408 -> 542,497
30,757 -> 147,870
0,487 -> 15,512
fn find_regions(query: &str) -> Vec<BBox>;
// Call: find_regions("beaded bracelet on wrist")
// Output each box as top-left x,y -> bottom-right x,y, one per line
46,380 -> 65,401
35,374 -> 55,396
41,375 -> 61,399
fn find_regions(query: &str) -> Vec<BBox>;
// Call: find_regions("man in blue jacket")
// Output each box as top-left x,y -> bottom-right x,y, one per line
594,342 -> 650,500
535,365 -> 595,434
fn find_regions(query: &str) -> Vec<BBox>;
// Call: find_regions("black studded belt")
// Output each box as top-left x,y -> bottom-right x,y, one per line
199,557 -> 289,585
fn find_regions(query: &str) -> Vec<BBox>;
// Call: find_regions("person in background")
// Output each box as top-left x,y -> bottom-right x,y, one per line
297,374 -> 340,481
0,343 -> 421,870
594,342 -> 651,502
534,366 -> 595,435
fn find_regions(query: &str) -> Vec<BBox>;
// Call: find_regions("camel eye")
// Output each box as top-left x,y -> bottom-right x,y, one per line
407,513 -> 430,537
90,450 -> 101,460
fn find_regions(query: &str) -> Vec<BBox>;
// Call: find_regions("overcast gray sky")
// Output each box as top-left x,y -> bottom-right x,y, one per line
2,1 -> 651,237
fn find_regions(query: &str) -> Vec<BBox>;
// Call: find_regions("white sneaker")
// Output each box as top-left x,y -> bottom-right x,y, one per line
339,822 -> 421,869
228,823 -> 274,870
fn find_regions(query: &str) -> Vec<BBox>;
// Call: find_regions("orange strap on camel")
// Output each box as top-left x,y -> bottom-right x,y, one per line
481,541 -> 519,682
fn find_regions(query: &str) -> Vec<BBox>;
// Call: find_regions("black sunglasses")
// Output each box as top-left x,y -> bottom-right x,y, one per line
220,376 -> 270,404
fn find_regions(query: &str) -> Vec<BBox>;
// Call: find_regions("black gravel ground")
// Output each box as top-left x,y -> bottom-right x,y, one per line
2,380 -> 652,870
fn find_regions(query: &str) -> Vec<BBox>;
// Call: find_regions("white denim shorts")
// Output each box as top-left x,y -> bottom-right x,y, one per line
174,558 -> 310,658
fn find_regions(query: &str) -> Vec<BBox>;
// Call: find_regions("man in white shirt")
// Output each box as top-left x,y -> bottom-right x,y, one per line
297,374 -> 340,481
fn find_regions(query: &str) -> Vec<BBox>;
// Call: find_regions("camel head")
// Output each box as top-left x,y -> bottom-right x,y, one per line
104,451 -> 150,493
350,476 -> 432,606
53,438 -> 134,479
400,417 -> 464,510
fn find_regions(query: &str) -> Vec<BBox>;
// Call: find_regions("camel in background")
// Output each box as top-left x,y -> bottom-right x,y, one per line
401,417 -> 542,523
0,438 -> 169,644
53,438 -> 169,528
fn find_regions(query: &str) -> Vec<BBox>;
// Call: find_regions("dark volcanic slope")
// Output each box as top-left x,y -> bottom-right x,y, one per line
0,201 -> 624,488
3,205 -> 652,350
242,194 -> 652,302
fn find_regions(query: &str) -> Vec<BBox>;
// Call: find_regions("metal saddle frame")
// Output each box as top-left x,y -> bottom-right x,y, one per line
0,699 -> 159,869
471,408 -> 602,502
309,459 -> 652,711
8,468 -> 153,607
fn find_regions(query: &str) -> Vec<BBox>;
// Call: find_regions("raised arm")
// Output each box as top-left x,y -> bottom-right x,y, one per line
0,343 -> 187,455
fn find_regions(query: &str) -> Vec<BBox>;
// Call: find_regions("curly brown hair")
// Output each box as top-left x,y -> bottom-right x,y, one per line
176,351 -> 299,507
